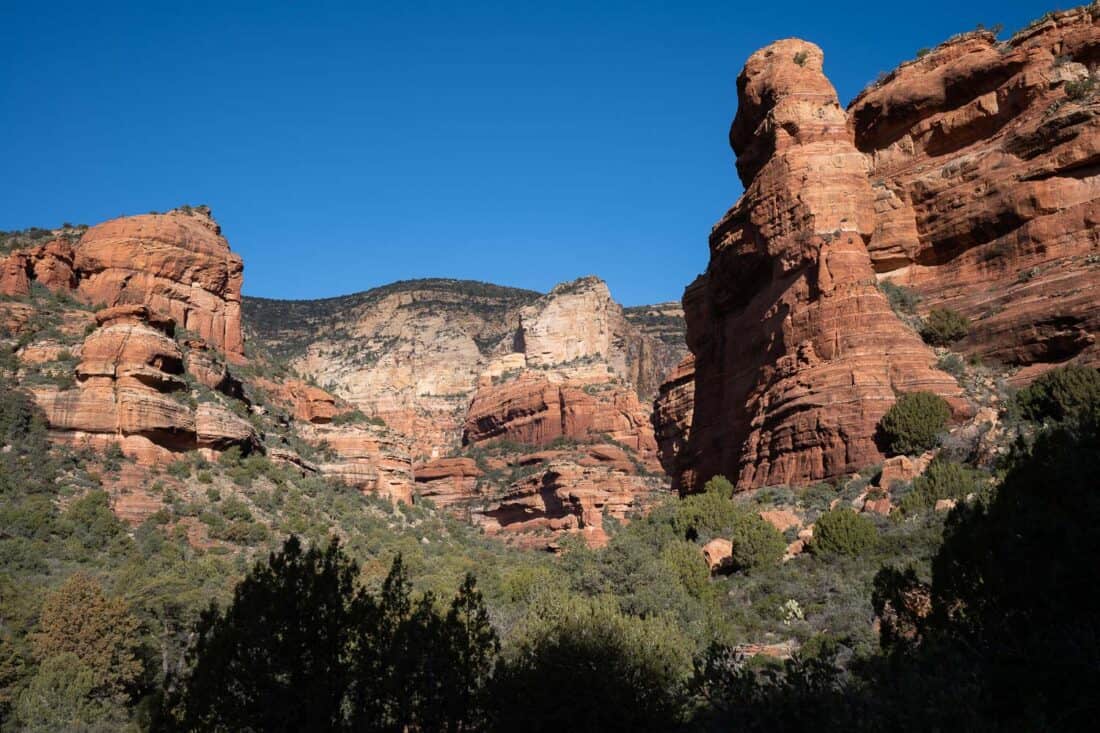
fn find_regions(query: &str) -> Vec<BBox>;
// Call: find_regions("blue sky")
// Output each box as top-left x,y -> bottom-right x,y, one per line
1,0 -> 1057,305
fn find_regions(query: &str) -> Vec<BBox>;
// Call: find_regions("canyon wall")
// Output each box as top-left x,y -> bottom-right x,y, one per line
1,210 -> 417,504
660,8 -> 1100,493
850,8 -> 1100,373
245,276 -> 686,461
247,276 -> 686,546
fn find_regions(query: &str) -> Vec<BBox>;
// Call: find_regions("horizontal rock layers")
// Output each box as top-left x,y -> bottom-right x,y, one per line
30,305 -> 257,463
1,208 -> 244,361
660,38 -> 966,492
245,276 -> 686,461
850,8 -> 1100,368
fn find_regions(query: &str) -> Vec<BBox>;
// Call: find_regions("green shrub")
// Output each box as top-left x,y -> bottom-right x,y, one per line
936,353 -> 966,378
672,476 -> 737,540
897,458 -> 986,517
878,392 -> 951,455
220,497 -> 253,522
920,308 -> 969,346
793,51 -> 808,66
701,474 -> 734,497
1065,75 -> 1097,100
1013,365 -> 1100,423
166,460 -> 191,479
728,512 -> 786,570
811,509 -> 878,556
660,540 -> 712,599
879,281 -> 919,316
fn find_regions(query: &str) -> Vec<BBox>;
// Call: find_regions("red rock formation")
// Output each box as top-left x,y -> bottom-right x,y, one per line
30,305 -> 256,463
702,538 -> 734,573
413,457 -> 483,506
1,208 -> 244,361
666,39 -> 966,493
849,9 -> 1100,370
759,509 -> 801,533
258,378 -> 342,424
475,460 -> 663,548
299,423 -> 415,504
464,373 -> 659,467
652,355 -> 696,486
0,252 -> 31,297
74,211 -> 244,361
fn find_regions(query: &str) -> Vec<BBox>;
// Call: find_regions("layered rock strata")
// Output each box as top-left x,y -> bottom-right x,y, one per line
1,208 -> 245,361
30,305 -> 257,463
661,39 -> 966,492
245,276 -> 686,460
850,8 -> 1100,368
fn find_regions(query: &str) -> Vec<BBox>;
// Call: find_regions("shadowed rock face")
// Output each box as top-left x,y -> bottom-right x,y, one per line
849,8 -> 1100,371
660,38 -> 965,493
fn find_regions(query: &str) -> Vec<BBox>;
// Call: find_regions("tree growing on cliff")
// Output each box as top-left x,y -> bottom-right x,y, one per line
919,307 -> 969,346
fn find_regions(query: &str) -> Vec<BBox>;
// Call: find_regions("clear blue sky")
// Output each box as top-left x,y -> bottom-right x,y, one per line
1,0 -> 1057,305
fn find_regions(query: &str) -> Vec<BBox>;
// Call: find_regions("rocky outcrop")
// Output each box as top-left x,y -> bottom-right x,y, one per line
413,457 -> 483,506
256,377 -> 342,424
652,355 -> 696,485
0,251 -> 31,296
245,276 -> 686,461
475,459 -> 665,548
30,305 -> 256,463
463,372 -> 659,466
0,208 -> 244,361
849,8 -> 1100,369
662,38 -> 966,492
299,423 -> 415,504
517,277 -> 681,399
702,538 -> 734,573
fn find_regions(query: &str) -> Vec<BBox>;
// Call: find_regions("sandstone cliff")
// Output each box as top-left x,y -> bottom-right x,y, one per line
1,210 -> 417,505
245,276 -> 685,545
659,9 -> 1100,493
659,38 -> 969,492
849,7 -> 1100,370
1,207 -> 245,361
245,276 -> 685,461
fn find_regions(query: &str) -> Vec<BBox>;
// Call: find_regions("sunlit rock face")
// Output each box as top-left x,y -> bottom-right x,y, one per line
660,38 -> 968,493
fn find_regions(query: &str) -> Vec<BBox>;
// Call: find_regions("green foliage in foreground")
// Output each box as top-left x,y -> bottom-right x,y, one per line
1013,364 -> 1100,424
165,540 -> 498,732
877,391 -> 951,455
691,407 -> 1100,730
4,341 -> 1096,731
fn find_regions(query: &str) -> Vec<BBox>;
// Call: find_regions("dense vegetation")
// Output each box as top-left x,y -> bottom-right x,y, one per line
1013,364 -> 1100,423
3,285 -> 1097,730
8,384 -> 1087,730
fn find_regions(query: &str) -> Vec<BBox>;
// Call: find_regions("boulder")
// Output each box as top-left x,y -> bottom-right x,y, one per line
702,538 -> 734,573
